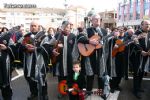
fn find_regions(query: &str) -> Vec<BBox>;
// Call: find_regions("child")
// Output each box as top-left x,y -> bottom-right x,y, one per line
67,60 -> 86,100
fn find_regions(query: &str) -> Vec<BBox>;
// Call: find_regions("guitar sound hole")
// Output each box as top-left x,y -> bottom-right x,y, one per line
64,86 -> 66,92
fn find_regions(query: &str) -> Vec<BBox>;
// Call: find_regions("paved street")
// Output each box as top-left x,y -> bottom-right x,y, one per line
0,69 -> 150,100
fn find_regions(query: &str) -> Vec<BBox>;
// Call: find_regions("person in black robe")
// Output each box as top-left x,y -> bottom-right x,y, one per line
0,31 -> 15,100
123,28 -> 135,80
18,21 -> 54,100
132,20 -> 150,99
76,14 -> 107,94
54,21 -> 76,98
110,26 -> 126,92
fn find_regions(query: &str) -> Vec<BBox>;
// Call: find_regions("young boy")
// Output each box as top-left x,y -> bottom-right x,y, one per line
67,60 -> 86,100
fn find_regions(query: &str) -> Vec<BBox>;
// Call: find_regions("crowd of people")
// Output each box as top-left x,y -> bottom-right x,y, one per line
0,13 -> 150,100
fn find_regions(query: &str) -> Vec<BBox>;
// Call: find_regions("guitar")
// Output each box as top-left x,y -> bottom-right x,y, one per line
22,31 -> 45,53
58,80 -> 68,95
112,34 -> 147,57
78,89 -> 102,100
112,39 -> 129,57
0,26 -> 20,62
51,33 -> 62,64
58,80 -> 102,96
78,35 -> 102,56
70,84 -> 102,96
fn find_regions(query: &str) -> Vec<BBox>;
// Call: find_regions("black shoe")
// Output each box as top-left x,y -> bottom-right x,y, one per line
133,92 -> 142,99
3,97 -> 12,100
87,92 -> 92,96
110,89 -> 115,93
115,86 -> 122,91
124,77 -> 129,80
57,94 -> 64,99
101,94 -> 107,100
138,89 -> 145,92
43,95 -> 49,100
27,94 -> 38,100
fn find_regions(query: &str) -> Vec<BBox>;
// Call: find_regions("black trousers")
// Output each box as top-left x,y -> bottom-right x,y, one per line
1,85 -> 12,100
110,77 -> 122,90
86,75 -> 103,91
58,76 -> 67,82
69,93 -> 79,100
133,69 -> 144,93
24,76 -> 48,97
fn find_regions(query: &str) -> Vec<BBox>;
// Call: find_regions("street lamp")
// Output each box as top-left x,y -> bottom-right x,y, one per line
64,0 -> 68,20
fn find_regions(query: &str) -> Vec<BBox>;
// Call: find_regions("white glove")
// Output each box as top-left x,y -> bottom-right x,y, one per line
82,88 -> 86,91
68,88 -> 74,92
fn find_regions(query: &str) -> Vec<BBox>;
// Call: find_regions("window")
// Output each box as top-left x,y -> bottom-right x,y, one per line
136,0 -> 140,19
144,0 -> 149,16
129,0 -> 133,20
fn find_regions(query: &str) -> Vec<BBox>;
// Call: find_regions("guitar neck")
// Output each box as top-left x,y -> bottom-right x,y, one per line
118,40 -> 132,47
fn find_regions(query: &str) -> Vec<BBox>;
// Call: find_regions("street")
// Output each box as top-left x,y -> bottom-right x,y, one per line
0,69 -> 150,100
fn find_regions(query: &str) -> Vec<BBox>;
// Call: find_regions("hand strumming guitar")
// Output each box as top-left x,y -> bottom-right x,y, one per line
52,49 -> 60,56
25,44 -> 35,52
113,44 -> 119,49
89,39 -> 99,46
0,44 -> 7,50
52,43 -> 63,56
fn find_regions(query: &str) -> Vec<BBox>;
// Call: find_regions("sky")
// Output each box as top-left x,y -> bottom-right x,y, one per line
0,0 -> 119,12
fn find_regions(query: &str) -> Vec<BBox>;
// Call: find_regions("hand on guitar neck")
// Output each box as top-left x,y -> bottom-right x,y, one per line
52,43 -> 63,56
142,50 -> 150,56
0,44 -> 7,50
148,50 -> 150,56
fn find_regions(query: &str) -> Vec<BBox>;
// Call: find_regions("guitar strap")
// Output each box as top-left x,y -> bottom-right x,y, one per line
96,27 -> 103,37
92,27 -> 103,37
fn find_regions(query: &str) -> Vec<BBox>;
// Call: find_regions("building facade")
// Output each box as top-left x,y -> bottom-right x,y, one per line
117,0 -> 150,30
99,10 -> 117,29
0,4 -> 87,32
0,8 -> 65,31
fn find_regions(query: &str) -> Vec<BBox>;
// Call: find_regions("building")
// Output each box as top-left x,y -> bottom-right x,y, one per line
117,0 -> 150,29
83,9 -> 117,29
0,7 -> 65,31
0,3 -> 87,32
65,5 -> 87,28
99,10 -> 117,29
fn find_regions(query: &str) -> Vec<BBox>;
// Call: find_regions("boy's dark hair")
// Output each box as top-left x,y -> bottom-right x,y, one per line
73,60 -> 81,67
141,20 -> 144,25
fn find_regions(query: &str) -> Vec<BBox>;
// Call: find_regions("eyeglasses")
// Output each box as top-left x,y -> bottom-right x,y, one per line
118,29 -> 124,31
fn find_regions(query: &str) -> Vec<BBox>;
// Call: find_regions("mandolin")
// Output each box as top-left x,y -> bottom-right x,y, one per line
51,33 -> 62,64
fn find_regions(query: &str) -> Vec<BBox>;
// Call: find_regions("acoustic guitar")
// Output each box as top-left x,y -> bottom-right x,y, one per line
58,80 -> 68,95
70,84 -> 102,96
112,34 -> 147,57
58,80 -> 102,97
78,35 -> 102,56
112,39 -> 128,57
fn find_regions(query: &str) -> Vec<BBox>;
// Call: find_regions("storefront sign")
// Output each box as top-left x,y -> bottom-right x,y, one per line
4,3 -> 37,8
